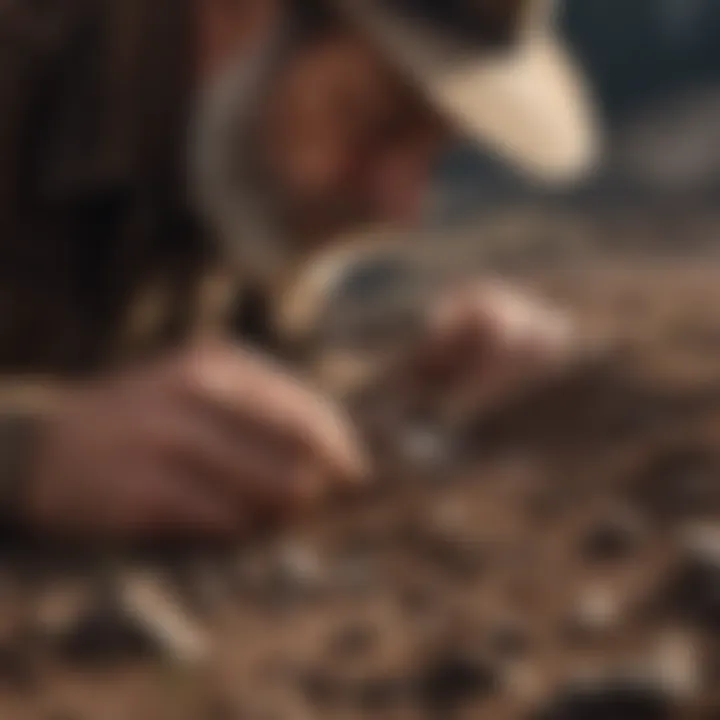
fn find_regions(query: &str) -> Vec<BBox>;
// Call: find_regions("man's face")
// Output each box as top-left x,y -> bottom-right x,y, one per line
258,26 -> 451,241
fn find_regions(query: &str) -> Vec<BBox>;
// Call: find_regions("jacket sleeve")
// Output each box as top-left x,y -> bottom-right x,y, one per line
0,383 -> 68,527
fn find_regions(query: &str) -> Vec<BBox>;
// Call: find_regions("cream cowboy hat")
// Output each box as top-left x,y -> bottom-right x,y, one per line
333,0 -> 601,182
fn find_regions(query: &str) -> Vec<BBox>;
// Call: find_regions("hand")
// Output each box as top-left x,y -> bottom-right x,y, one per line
21,341 -> 368,540
414,280 -> 576,417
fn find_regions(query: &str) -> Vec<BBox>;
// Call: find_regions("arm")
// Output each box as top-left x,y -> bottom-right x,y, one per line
0,382 -> 68,529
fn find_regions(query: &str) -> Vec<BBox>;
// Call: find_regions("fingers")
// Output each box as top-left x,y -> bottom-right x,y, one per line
425,281 -> 578,419
157,413 -> 327,513
172,343 -> 370,485
26,340 -> 370,543
431,282 -> 575,368
120,472 -> 241,540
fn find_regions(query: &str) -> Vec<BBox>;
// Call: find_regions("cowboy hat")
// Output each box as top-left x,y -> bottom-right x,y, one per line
333,0 -> 601,182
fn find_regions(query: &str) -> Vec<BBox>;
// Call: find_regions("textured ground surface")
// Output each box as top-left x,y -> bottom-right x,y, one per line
1,215 -> 720,720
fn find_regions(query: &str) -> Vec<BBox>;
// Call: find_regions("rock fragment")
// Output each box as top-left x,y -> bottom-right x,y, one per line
666,523 -> 720,629
581,507 -> 646,563
566,584 -> 624,639
116,571 -> 210,666
413,649 -> 497,712
534,675 -> 675,720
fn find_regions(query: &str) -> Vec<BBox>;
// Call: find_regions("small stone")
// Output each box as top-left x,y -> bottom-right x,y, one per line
502,661 -> 546,704
666,524 -> 720,629
534,676 -> 675,720
581,508 -> 646,563
269,542 -> 328,602
566,585 -> 623,639
649,632 -> 702,700
413,650 -> 497,711
398,422 -> 452,469
116,571 -> 210,666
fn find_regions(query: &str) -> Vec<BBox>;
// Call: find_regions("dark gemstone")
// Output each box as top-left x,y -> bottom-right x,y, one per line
665,549 -> 720,630
413,651 -> 496,711
534,678 -> 674,720
581,512 -> 644,563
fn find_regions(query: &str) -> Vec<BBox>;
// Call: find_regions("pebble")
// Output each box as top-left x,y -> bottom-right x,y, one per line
269,542 -> 328,602
649,632 -> 702,701
566,584 -> 624,638
116,571 -> 210,666
397,422 -> 453,471
413,650 -> 497,711
501,661 -> 546,704
534,675 -> 675,720
667,523 -> 720,629
581,508 -> 646,563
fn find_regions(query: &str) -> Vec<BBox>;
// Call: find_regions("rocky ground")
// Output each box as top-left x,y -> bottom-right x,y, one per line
1,218 -> 720,720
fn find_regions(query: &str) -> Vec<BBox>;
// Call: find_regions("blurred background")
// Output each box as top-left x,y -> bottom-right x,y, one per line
435,0 -> 720,219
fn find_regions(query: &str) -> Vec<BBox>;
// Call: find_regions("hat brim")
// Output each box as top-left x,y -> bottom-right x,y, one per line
335,0 -> 602,183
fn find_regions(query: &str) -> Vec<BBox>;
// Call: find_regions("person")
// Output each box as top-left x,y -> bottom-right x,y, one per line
0,0 -> 600,540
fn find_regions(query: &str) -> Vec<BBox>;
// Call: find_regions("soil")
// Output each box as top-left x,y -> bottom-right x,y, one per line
2,224 -> 720,720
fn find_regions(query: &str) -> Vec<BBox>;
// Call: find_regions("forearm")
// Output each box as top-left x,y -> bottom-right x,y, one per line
0,382 -> 67,526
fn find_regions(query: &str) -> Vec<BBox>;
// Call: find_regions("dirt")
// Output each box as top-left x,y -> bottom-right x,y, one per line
2,234 -> 720,719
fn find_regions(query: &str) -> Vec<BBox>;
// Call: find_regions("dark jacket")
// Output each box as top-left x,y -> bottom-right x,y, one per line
0,0 -> 262,513
0,0 -> 223,376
